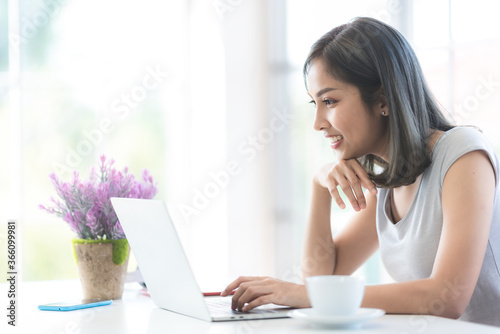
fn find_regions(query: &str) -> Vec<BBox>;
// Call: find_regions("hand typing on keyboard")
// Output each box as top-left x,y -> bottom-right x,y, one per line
220,276 -> 310,312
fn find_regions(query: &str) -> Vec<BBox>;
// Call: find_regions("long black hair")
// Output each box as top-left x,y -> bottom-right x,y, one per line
303,17 -> 454,188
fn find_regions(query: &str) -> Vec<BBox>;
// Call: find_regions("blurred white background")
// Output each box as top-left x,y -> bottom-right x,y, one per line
1,0 -> 499,291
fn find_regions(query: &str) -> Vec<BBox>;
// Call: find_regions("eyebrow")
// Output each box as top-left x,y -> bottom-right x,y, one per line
315,87 -> 338,98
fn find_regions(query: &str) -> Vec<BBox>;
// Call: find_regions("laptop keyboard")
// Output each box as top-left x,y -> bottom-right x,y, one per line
205,297 -> 244,314
205,297 -> 281,315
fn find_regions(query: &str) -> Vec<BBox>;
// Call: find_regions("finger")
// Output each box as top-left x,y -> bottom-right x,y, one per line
336,180 -> 359,211
330,161 -> 361,210
342,167 -> 366,211
230,278 -> 267,309
242,295 -> 273,312
221,278 -> 243,297
221,276 -> 261,296
334,169 -> 360,211
328,183 -> 346,209
237,285 -> 273,312
231,284 -> 245,310
220,280 -> 238,297
349,160 -> 377,195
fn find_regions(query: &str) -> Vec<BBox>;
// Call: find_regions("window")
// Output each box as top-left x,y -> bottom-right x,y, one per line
3,0 -> 499,291
413,0 -> 500,150
1,0 -> 226,286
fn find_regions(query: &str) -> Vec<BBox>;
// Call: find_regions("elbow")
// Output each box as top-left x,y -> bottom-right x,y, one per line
423,278 -> 471,319
425,289 -> 468,319
431,304 -> 465,320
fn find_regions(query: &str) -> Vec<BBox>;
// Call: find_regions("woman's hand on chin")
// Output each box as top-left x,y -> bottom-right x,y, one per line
314,159 -> 377,212
220,276 -> 310,312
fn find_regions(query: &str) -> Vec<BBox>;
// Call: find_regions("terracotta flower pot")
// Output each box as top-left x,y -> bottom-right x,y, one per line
73,239 -> 130,300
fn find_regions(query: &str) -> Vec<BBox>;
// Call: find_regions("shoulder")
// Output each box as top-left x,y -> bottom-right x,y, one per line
432,127 -> 498,180
434,126 -> 489,150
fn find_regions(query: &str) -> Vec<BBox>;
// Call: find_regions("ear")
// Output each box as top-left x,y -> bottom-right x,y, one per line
378,92 -> 389,116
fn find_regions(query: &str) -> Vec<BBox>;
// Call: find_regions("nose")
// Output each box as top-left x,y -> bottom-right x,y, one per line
313,106 -> 330,131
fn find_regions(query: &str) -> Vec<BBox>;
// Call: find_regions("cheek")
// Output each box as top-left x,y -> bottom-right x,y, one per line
334,111 -> 358,134
330,111 -> 348,129
339,112 -> 372,143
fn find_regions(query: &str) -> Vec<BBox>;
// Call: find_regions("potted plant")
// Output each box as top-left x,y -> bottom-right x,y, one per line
40,155 -> 158,299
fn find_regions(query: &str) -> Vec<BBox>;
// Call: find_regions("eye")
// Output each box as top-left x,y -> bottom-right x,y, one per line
309,99 -> 316,106
323,99 -> 338,106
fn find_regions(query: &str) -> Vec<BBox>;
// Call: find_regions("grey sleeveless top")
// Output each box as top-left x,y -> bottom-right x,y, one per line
376,127 -> 500,326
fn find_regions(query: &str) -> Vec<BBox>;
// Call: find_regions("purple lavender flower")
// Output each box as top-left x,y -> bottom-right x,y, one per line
40,155 -> 158,240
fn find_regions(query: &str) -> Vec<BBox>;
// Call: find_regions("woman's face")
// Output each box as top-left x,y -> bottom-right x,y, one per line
306,58 -> 390,161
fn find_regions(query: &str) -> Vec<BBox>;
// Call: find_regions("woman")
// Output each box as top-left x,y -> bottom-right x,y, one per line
221,17 -> 500,326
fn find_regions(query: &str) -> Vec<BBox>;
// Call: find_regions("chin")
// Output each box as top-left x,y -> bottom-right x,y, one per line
334,151 -> 352,160
334,151 -> 362,161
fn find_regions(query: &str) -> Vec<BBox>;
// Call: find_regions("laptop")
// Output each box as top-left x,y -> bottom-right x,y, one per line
111,198 -> 291,322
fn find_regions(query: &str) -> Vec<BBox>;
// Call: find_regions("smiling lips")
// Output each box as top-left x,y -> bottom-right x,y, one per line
329,135 -> 343,143
328,135 -> 343,149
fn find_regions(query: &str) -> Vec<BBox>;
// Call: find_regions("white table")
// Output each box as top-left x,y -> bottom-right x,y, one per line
2,280 -> 500,334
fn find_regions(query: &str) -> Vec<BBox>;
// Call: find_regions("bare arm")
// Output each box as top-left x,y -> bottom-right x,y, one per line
302,180 -> 379,280
301,180 -> 335,278
361,150 -> 495,318
222,159 -> 379,311
222,151 -> 494,316
302,160 -> 379,280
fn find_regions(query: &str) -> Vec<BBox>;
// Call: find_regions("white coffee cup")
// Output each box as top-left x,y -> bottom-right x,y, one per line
305,275 -> 365,316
